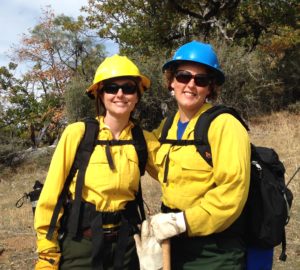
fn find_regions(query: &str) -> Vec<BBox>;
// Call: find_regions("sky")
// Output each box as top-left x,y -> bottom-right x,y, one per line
0,0 -> 119,68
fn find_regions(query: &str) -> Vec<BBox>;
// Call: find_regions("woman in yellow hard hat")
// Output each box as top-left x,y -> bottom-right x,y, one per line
34,54 -> 159,270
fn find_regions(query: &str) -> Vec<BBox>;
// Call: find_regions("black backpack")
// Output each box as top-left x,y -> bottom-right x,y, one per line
159,105 -> 293,261
44,117 -> 148,240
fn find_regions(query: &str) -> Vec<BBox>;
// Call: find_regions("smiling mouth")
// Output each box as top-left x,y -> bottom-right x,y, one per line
183,91 -> 197,97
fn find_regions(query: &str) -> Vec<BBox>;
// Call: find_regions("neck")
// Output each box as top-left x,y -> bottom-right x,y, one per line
178,107 -> 199,122
103,113 -> 130,139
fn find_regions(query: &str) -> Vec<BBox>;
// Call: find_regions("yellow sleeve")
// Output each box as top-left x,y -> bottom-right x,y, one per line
34,122 -> 85,253
185,114 -> 251,236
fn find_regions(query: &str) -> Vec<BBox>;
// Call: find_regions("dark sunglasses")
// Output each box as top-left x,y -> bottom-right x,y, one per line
175,70 -> 213,87
102,83 -> 138,95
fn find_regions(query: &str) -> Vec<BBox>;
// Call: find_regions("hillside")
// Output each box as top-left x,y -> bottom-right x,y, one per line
0,111 -> 299,269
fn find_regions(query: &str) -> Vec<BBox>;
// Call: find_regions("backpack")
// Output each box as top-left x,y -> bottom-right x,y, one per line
44,117 -> 148,240
159,104 -> 293,261
15,180 -> 44,214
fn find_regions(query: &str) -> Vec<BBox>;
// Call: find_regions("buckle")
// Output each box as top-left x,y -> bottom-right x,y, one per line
82,227 -> 119,240
103,226 -> 120,234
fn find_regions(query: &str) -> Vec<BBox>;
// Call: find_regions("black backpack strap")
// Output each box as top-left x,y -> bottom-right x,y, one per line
131,125 -> 148,176
68,118 -> 99,237
96,125 -> 148,221
194,105 -> 249,166
158,113 -> 175,184
160,113 -> 176,141
131,125 -> 148,221
97,139 -> 136,170
46,118 -> 99,240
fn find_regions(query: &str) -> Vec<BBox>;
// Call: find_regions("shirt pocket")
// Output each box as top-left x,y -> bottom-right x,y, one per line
179,147 -> 212,172
86,146 -> 111,186
123,147 -> 140,192
173,147 -> 213,197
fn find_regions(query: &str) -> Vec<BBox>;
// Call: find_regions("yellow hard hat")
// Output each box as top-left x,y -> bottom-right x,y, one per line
86,54 -> 150,97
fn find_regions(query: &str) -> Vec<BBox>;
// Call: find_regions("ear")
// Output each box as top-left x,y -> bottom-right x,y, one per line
170,80 -> 175,91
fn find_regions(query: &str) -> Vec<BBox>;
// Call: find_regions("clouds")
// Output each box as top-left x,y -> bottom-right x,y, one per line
0,0 -> 118,67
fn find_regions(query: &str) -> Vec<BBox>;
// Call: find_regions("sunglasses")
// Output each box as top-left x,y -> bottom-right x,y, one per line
175,70 -> 213,87
102,83 -> 138,95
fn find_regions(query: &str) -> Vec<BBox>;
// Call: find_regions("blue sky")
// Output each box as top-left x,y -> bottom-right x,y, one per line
0,0 -> 118,68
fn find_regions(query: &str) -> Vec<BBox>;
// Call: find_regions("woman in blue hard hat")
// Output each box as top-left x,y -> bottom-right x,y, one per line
148,41 -> 251,269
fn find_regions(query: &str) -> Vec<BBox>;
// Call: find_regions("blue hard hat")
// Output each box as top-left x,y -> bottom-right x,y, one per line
162,41 -> 225,85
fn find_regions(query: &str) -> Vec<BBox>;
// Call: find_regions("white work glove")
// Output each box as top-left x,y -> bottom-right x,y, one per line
134,220 -> 163,270
150,212 -> 186,242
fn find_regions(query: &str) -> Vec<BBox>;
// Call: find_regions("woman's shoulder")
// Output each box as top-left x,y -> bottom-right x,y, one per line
60,121 -> 86,142
64,121 -> 86,133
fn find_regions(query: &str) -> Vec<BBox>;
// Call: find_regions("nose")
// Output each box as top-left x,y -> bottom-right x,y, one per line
187,77 -> 196,87
116,88 -> 124,96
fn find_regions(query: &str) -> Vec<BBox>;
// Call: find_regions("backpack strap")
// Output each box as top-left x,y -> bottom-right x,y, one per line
47,120 -> 147,240
68,118 -> 99,237
194,105 -> 249,166
159,112 -> 198,183
46,118 -> 99,240
95,124 -> 147,221
131,125 -> 147,221
157,105 -> 249,182
131,125 -> 148,176
160,113 -> 176,141
95,125 -> 147,175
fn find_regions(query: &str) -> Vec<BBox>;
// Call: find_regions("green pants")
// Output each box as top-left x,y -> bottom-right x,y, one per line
171,235 -> 246,270
59,234 -> 139,270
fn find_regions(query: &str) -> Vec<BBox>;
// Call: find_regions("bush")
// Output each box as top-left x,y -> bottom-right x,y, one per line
64,75 -> 96,122
287,101 -> 300,114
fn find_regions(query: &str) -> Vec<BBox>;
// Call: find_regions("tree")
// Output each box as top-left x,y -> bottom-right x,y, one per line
83,0 -> 299,118
83,0 -> 298,54
12,7 -> 106,97
64,75 -> 96,122
1,7 -> 107,147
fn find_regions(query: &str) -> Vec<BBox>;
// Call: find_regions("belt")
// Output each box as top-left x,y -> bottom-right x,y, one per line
83,227 -> 119,241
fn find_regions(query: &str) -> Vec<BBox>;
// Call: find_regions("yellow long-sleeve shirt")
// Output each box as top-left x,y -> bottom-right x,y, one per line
152,103 -> 251,237
34,116 -> 158,253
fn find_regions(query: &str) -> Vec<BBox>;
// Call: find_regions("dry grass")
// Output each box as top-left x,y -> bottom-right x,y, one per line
0,111 -> 299,269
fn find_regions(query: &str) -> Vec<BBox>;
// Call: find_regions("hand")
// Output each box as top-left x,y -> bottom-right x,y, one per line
35,251 -> 61,270
150,212 -> 186,242
134,220 -> 163,270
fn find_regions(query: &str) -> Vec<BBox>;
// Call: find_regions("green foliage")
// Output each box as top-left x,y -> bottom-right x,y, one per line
84,0 -> 298,54
0,8 -> 107,147
234,0 -> 298,50
287,101 -> 300,114
128,52 -> 177,130
81,0 -> 299,119
1,1 -> 299,150
276,44 -> 300,108
64,75 -> 96,122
